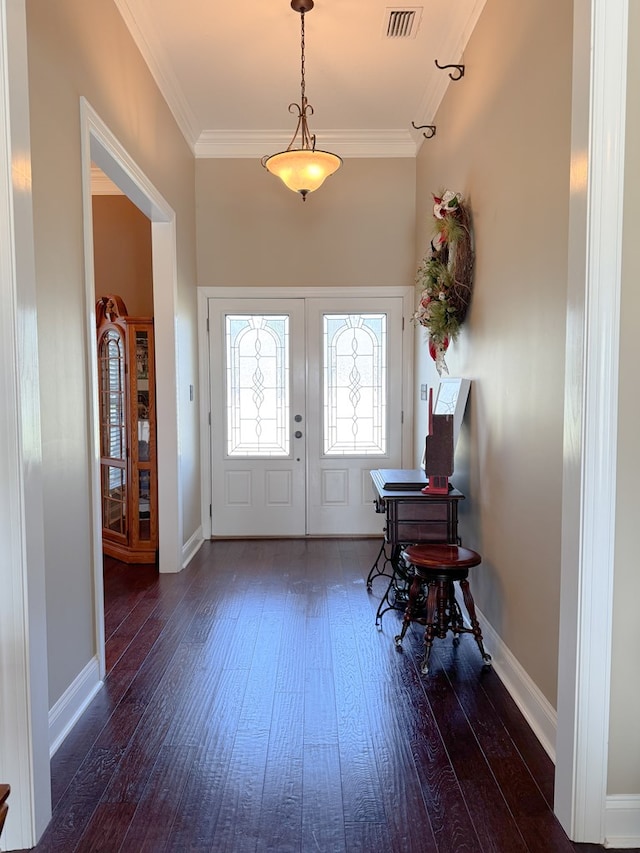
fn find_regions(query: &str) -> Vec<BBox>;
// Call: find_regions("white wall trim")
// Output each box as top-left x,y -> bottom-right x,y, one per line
0,0 -> 52,848
48,659 -> 102,758
182,525 -> 204,568
194,129 -> 418,159
80,98 -> 184,578
604,796 -> 640,849
197,285 -> 414,540
112,0 -> 199,150
458,606 -> 640,851
555,0 -> 628,843
473,604 -> 557,762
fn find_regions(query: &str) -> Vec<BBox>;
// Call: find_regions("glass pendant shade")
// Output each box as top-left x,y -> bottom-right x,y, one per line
263,148 -> 342,198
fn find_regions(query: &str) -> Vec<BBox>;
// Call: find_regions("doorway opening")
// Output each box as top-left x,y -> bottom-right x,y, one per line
81,99 -> 182,680
92,180 -> 158,565
198,286 -> 415,539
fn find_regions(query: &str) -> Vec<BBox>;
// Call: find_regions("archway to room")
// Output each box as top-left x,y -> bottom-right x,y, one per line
80,98 -> 182,680
91,167 -> 159,670
92,168 -> 158,561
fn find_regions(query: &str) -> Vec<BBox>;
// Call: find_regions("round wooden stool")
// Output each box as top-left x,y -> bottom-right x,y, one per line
394,544 -> 492,675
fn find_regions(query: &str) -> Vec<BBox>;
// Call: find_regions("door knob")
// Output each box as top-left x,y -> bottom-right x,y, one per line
294,414 -> 302,422
294,430 -> 303,439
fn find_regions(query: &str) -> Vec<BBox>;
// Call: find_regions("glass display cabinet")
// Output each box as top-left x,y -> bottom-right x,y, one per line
96,294 -> 157,564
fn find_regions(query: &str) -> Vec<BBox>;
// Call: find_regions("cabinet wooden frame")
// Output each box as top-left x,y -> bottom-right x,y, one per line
96,294 -> 158,564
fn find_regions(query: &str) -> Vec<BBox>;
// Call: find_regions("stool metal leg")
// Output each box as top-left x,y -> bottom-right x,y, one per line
420,580 -> 439,675
448,580 -> 464,643
394,572 -> 421,649
459,578 -> 492,665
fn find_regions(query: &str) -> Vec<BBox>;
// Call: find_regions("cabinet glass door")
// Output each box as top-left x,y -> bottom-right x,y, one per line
99,328 -> 127,539
133,329 -> 153,544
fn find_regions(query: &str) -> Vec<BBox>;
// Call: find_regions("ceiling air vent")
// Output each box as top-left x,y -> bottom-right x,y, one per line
384,7 -> 422,39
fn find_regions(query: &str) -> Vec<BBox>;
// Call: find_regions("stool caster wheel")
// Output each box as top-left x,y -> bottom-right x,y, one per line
394,634 -> 403,649
482,653 -> 492,667
366,582 -> 372,592
420,659 -> 430,675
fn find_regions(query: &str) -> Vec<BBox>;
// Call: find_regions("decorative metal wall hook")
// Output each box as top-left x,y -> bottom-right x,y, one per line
411,122 -> 436,139
434,59 -> 465,81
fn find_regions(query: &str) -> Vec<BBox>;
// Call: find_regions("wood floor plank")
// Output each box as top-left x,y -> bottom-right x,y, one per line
101,634 -> 205,804
273,589 -> 307,693
204,604 -> 285,853
48,687 -> 120,810
341,605 -> 439,850
163,667 -> 249,852
255,689 -> 304,853
105,588 -> 164,671
440,634 -> 577,853
416,656 -> 529,852
117,745 -> 198,852
302,743 -> 346,853
327,582 -> 387,824
344,820 -> 394,853
34,746 -> 126,852
304,667 -> 338,747
395,656 -> 481,853
71,803 -> 137,853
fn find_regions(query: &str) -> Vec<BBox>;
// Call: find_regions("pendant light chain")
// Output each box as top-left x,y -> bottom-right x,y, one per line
300,10 -> 306,107
261,0 -> 342,199
298,9 -> 315,150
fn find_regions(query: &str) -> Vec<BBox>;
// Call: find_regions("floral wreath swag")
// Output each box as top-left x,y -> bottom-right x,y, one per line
414,190 -> 474,375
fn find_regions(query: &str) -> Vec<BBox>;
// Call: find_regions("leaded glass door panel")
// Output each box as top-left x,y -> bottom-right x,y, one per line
306,297 -> 404,534
209,299 -> 306,536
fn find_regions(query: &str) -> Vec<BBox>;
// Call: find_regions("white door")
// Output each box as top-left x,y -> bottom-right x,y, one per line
209,299 -> 306,536
208,295 -> 405,536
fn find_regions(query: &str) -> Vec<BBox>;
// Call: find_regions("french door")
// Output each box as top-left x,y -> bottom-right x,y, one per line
208,295 -> 406,536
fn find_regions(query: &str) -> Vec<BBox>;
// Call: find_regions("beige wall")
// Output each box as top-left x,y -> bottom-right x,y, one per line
196,158 -> 416,287
414,0 -> 573,706
26,0 -> 198,706
92,194 -> 154,317
608,2 -> 640,795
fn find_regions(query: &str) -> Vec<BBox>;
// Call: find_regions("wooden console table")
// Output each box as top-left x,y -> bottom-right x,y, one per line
368,469 -> 464,626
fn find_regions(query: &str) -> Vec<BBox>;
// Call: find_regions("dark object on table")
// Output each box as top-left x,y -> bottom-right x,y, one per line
422,387 -> 454,494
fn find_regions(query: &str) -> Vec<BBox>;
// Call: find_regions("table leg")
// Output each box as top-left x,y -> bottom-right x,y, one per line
366,539 -> 393,590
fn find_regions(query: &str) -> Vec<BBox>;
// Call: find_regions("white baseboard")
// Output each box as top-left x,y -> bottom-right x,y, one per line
48,657 -> 102,757
604,795 -> 640,848
456,592 -> 558,762
182,525 -> 204,568
467,603 -> 640,847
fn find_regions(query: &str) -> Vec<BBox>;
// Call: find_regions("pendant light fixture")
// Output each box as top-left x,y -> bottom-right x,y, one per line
262,0 -> 342,200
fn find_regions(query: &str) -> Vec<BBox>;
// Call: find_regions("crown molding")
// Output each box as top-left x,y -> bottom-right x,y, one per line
113,0 -> 200,151
194,128 -> 419,159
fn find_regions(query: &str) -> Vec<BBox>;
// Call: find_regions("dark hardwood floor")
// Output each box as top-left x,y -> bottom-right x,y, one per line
23,538 -> 634,852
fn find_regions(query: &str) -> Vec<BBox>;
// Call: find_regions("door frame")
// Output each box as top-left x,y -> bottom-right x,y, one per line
555,0 -> 628,842
197,285 -> 415,539
80,101 -> 184,679
0,1 -> 51,846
